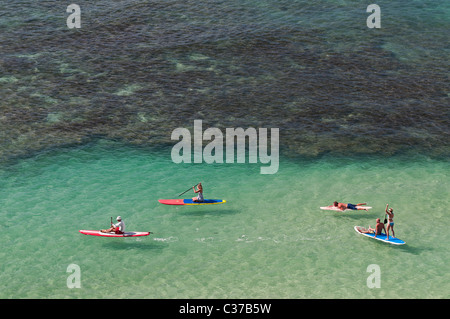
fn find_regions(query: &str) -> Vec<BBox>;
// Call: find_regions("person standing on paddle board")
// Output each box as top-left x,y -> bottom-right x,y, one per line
192,183 -> 204,202
333,201 -> 368,211
385,204 -> 395,238
101,216 -> 125,234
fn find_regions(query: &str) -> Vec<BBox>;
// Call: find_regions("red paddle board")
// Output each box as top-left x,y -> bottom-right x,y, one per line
79,230 -> 151,237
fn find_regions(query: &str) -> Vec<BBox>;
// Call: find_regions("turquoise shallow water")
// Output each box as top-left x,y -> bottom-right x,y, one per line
0,141 -> 448,298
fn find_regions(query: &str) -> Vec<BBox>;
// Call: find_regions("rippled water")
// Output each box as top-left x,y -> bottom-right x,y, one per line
0,142 -> 448,298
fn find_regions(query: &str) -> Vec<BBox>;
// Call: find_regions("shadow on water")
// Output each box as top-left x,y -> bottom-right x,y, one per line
177,209 -> 240,217
101,238 -> 168,252
355,234 -> 426,255
329,211 -> 380,221
395,243 -> 428,255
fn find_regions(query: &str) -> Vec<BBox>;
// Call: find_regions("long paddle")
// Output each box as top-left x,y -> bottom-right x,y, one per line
383,204 -> 388,224
178,183 -> 198,197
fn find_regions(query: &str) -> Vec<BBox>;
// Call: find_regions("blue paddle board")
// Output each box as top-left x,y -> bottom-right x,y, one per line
158,199 -> 226,205
354,226 -> 405,245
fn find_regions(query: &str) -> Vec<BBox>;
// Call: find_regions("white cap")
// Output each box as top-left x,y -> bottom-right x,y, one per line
116,216 -> 122,221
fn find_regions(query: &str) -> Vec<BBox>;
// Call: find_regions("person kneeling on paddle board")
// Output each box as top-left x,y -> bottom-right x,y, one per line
101,216 -> 125,234
192,183 -> 204,202
333,201 -> 368,211
359,218 -> 387,239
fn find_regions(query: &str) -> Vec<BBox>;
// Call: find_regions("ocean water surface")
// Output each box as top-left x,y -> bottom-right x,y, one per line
0,142 -> 448,298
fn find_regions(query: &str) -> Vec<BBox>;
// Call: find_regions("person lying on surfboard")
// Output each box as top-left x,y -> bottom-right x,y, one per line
358,218 -> 388,239
101,216 -> 125,234
192,183 -> 204,202
333,201 -> 368,211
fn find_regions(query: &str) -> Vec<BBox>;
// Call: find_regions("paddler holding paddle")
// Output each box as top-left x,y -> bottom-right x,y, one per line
192,182 -> 204,202
385,204 -> 395,238
101,216 -> 125,234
